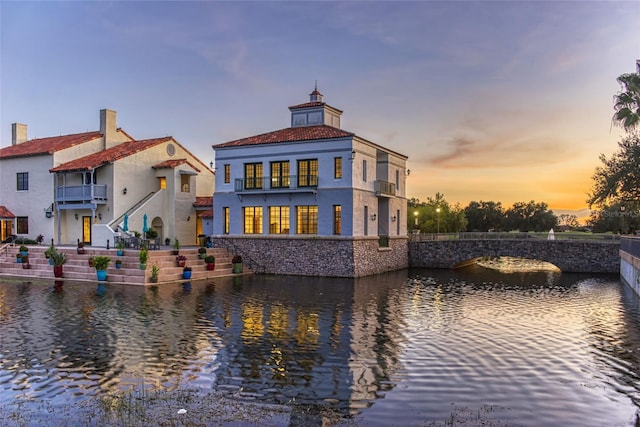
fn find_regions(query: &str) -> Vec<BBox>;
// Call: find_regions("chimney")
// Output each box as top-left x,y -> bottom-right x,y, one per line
100,109 -> 117,149
11,123 -> 27,145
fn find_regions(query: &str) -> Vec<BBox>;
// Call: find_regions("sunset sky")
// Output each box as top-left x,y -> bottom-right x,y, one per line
1,1 -> 638,219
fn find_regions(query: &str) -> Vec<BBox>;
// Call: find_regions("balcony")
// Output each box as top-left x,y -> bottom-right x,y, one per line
235,175 -> 318,193
374,180 -> 396,197
55,184 -> 108,208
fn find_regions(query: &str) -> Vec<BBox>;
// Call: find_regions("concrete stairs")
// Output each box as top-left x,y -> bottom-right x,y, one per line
0,245 -> 248,285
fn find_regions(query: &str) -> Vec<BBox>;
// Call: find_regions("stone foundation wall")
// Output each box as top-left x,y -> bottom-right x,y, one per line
211,236 -> 408,277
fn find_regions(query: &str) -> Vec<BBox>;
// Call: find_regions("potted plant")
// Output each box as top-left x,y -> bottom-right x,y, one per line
205,255 -> 215,271
198,247 -> 207,259
146,228 -> 158,240
50,249 -> 67,278
22,256 -> 30,269
36,234 -> 44,245
93,255 -> 111,281
232,255 -> 243,274
164,237 -> 171,246
173,238 -> 180,255
139,246 -> 149,270
88,256 -> 95,267
16,253 -> 22,264
45,243 -> 55,265
115,259 -> 122,269
151,264 -> 160,283
176,255 -> 187,267
116,239 -> 125,256
19,245 -> 28,257
77,240 -> 85,254
182,265 -> 192,280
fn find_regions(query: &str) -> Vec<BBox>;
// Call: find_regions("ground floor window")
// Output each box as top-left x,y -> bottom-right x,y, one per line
296,205 -> 318,234
333,205 -> 341,235
16,216 -> 28,234
269,206 -> 290,234
243,206 -> 263,234
223,207 -> 229,234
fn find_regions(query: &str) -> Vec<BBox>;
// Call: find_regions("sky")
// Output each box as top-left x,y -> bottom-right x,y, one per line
1,1 -> 638,220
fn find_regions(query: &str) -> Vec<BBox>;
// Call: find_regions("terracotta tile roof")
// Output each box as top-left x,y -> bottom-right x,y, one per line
50,137 -> 173,173
197,208 -> 213,218
288,101 -> 343,113
152,158 -> 201,172
193,196 -> 213,208
0,205 -> 15,219
0,131 -> 102,159
213,125 -> 354,149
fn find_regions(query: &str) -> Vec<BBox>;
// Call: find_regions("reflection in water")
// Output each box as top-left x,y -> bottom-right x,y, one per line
0,267 -> 639,426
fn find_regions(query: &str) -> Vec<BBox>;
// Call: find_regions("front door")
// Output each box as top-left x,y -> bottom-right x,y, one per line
82,216 -> 91,245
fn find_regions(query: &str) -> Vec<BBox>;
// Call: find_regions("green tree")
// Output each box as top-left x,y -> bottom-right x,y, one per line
557,214 -> 580,230
464,201 -> 505,231
613,65 -> 640,134
408,193 -> 467,233
504,201 -> 557,232
586,202 -> 640,234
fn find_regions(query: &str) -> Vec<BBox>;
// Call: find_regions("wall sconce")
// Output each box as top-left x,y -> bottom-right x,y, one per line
391,215 -> 397,222
371,213 -> 377,221
122,188 -> 127,195
406,169 -> 411,176
210,161 -> 214,168
187,216 -> 191,221
45,211 -> 53,219
350,150 -> 356,161
98,213 -> 102,220
74,213 -> 79,220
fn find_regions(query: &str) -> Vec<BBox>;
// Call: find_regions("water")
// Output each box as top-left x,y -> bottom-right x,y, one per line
1,263 -> 639,426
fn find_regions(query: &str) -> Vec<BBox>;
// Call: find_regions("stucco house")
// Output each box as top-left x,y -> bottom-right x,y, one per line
211,87 -> 408,277
0,109 -> 214,246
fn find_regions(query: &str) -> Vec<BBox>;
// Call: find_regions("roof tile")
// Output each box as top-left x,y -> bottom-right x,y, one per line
213,125 -> 354,149
0,131 -> 102,159
0,205 -> 16,219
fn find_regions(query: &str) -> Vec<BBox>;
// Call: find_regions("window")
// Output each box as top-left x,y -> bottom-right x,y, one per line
224,164 -> 230,184
243,206 -> 263,234
16,172 -> 28,191
362,160 -> 367,182
181,175 -> 190,192
269,206 -> 290,234
364,206 -> 369,236
159,177 -> 167,189
334,157 -> 342,179
244,163 -> 263,189
16,216 -> 28,234
397,209 -> 400,236
83,172 -> 96,185
297,159 -> 318,187
333,205 -> 342,235
223,207 -> 230,234
270,161 -> 290,189
396,170 -> 399,190
296,205 -> 318,234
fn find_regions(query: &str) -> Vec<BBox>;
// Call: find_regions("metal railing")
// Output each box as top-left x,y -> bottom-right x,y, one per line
374,180 -> 396,197
621,236 -> 640,258
410,232 -> 622,242
55,184 -> 107,203
235,175 -> 318,192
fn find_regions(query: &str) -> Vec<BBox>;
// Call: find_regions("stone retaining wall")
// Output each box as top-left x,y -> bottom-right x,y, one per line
211,236 -> 408,277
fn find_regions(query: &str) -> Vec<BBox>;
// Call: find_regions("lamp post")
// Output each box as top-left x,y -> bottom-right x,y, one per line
414,211 -> 418,228
436,207 -> 441,234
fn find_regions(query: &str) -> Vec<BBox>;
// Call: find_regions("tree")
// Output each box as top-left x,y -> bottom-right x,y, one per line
464,201 -> 505,231
408,193 -> 467,233
557,214 -> 580,230
504,201 -> 557,232
588,134 -> 640,208
586,201 -> 640,234
613,65 -> 640,134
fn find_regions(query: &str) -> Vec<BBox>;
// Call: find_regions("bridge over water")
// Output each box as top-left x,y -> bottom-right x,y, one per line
409,232 -> 621,273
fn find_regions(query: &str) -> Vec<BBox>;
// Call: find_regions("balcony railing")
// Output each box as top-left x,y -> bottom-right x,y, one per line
375,180 -> 396,197
235,175 -> 318,192
55,184 -> 108,204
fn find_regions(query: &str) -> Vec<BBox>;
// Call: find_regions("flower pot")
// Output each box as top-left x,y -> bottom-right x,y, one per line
150,276 -> 158,283
53,265 -> 63,278
16,257 -> 22,264
115,262 -> 122,269
117,250 -> 124,256
139,263 -> 147,270
77,248 -> 85,255
206,263 -> 215,271
49,258 -> 54,266
22,263 -> 31,269
20,251 -> 28,257
96,270 -> 107,281
199,253 -> 206,259
232,262 -> 243,274
182,271 -> 192,280
177,260 -> 186,268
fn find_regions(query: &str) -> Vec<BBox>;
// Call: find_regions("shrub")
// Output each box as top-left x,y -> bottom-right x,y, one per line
232,255 -> 242,264
204,255 -> 215,264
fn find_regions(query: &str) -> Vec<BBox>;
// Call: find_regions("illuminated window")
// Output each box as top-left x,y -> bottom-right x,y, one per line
297,159 -> 318,187
221,207 -> 229,234
270,161 -> 290,189
333,205 -> 341,235
224,164 -> 230,184
244,163 -> 263,189
16,172 -> 29,191
243,206 -> 263,234
269,206 -> 290,234
334,157 -> 342,179
159,177 -> 166,189
296,205 -> 318,234
181,175 -> 190,192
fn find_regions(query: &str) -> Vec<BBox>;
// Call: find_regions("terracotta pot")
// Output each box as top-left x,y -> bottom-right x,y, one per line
53,265 -> 64,278
206,263 -> 215,271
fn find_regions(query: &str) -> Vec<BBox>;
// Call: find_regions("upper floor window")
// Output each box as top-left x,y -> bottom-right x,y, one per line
16,172 -> 28,191
224,164 -> 230,184
16,216 -> 28,234
395,169 -> 400,190
243,206 -> 263,234
83,172 -> 96,185
181,174 -> 190,192
297,159 -> 318,187
270,161 -> 290,189
334,157 -> 342,179
362,160 -> 367,182
244,163 -> 263,189
296,205 -> 318,234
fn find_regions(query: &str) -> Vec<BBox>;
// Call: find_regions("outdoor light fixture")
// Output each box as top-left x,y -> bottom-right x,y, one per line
391,215 -> 397,222
210,161 -> 214,168
122,188 -> 127,195
45,211 -> 53,219
371,213 -> 377,221
187,216 -> 191,221
74,213 -> 79,220
98,213 -> 102,220
406,169 -> 411,176
350,150 -> 356,161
